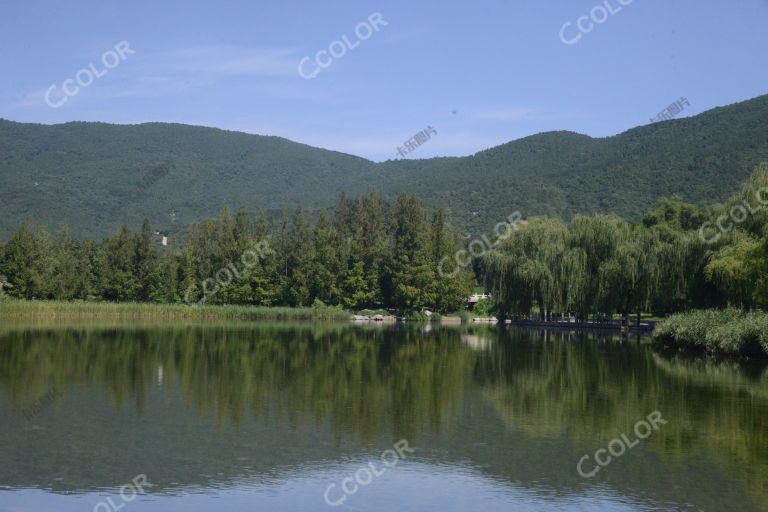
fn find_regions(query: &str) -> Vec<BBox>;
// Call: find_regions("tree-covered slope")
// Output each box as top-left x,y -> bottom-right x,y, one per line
0,121 -> 377,239
1,93 -> 767,239
377,94 -> 768,233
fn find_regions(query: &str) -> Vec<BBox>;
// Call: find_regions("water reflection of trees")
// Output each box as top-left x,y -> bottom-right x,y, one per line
2,324 -> 768,503
0,324 -> 474,444
473,329 -> 768,505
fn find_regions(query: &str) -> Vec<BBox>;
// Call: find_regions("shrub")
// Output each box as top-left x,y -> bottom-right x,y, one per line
472,299 -> 494,318
654,308 -> 768,358
356,308 -> 389,317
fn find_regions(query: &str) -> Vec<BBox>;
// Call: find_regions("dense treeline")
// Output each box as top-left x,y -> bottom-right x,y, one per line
2,166 -> 767,318
485,165 -> 768,321
0,193 -> 474,312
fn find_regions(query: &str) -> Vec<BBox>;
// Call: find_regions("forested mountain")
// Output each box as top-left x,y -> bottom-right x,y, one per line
2,94 -> 768,239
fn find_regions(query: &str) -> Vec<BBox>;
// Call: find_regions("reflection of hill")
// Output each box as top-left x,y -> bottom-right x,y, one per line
1,324 -> 768,511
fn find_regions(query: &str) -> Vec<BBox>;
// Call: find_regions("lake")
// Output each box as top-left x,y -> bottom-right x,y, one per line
1,322 -> 767,511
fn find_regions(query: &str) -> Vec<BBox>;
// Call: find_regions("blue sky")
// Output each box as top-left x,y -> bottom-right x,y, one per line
1,0 -> 767,161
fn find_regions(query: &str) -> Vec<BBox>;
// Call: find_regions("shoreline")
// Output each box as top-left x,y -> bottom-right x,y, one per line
508,319 -> 656,333
652,309 -> 768,359
0,299 -> 352,322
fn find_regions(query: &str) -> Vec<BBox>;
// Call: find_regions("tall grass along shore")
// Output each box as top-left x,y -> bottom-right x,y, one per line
653,309 -> 768,358
0,299 -> 352,322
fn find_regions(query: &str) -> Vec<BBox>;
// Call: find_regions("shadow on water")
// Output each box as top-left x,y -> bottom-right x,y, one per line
1,321 -> 767,511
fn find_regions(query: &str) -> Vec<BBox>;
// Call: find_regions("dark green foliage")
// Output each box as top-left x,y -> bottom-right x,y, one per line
472,299 -> 494,317
101,225 -> 138,301
485,165 -> 768,321
388,195 -> 436,309
653,309 -> 768,357
2,94 -> 768,239
0,194 -> 472,312
429,209 -> 475,312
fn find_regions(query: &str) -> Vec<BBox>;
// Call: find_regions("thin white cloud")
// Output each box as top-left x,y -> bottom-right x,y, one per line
464,107 -> 588,124
379,30 -> 428,45
0,44 -> 325,111
468,107 -> 536,122
2,89 -> 48,109
162,45 -> 299,77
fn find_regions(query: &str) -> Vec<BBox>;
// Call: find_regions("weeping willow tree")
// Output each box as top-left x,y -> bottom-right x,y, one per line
729,162 -> 768,237
486,215 -> 668,320
648,230 -> 709,313
595,225 -> 662,324
568,215 -> 625,319
700,164 -> 768,308
484,164 -> 768,319
485,217 -> 580,319
704,231 -> 762,308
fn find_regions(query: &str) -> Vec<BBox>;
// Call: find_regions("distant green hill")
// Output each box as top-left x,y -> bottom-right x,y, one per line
2,94 -> 768,239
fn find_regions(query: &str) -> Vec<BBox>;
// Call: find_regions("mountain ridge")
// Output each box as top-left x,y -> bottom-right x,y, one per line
1,93 -> 767,239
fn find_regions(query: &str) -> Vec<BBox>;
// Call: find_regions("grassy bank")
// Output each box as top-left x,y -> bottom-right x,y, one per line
0,299 -> 352,322
653,308 -> 768,358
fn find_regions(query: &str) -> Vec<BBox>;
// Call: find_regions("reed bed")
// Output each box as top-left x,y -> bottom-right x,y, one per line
0,299 -> 352,322
653,308 -> 768,358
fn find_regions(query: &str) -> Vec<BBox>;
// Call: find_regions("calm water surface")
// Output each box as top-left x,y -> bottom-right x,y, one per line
1,322 -> 767,511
